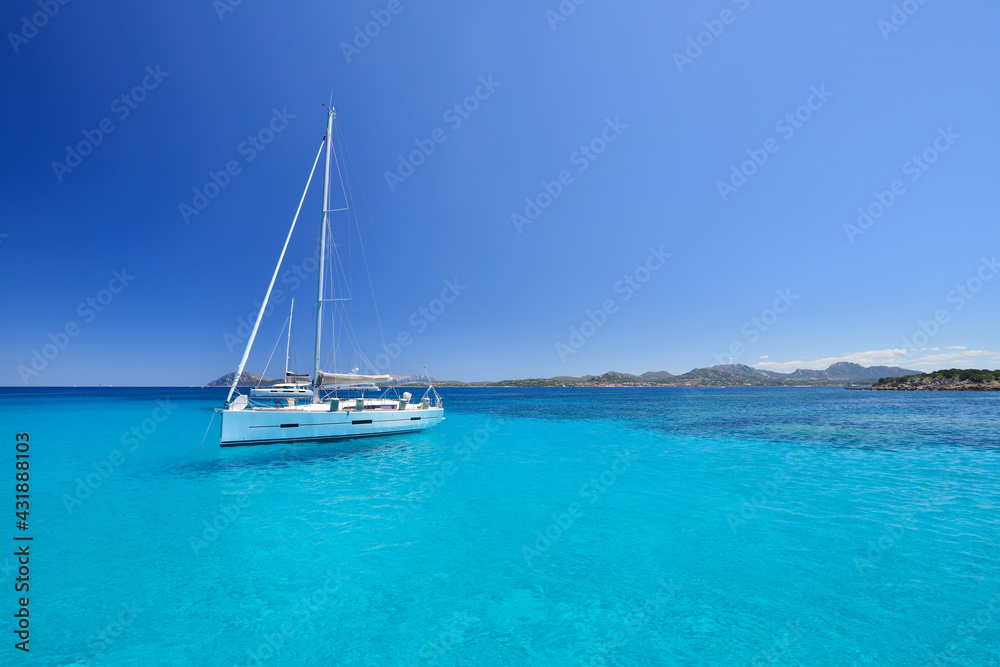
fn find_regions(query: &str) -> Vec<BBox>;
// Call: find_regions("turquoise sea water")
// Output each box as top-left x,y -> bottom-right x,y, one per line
3,386 -> 1000,666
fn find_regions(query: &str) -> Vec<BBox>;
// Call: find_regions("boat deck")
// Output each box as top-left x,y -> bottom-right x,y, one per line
239,398 -> 432,412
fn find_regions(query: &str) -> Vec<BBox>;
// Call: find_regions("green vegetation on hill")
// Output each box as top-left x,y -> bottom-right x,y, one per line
876,368 -> 1000,385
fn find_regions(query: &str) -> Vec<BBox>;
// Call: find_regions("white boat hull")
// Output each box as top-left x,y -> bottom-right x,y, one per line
220,404 -> 444,447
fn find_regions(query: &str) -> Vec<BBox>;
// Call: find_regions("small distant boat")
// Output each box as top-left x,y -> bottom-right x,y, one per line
219,106 -> 443,447
249,299 -> 315,401
248,383 -> 313,400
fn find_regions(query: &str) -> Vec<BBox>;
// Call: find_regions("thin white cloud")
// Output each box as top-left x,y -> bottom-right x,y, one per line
949,345 -> 967,350
900,349 -> 1000,369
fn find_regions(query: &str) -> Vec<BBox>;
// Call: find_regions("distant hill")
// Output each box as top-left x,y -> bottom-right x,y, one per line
205,371 -> 275,388
550,375 -> 595,383
429,363 -> 920,387
639,370 -> 676,381
590,371 -> 642,384
666,362 -> 918,386
677,364 -> 783,381
788,362 -> 918,382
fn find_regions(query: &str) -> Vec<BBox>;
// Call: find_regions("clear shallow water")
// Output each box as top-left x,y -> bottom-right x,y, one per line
3,386 -> 1000,665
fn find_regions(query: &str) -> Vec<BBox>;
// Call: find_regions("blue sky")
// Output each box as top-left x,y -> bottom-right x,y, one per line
2,0 -> 999,385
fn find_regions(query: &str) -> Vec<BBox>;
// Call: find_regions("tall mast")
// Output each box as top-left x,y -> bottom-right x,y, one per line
285,298 -> 294,378
312,107 -> 335,399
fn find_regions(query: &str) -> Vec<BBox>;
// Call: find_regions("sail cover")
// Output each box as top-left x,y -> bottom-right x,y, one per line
317,371 -> 393,386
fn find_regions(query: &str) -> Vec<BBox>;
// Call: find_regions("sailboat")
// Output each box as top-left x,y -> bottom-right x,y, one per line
219,106 -> 444,447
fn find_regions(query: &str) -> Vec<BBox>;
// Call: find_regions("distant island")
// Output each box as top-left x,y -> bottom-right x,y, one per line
205,371 -> 279,388
425,362 -> 919,387
205,362 -> 920,389
873,369 -> 1000,391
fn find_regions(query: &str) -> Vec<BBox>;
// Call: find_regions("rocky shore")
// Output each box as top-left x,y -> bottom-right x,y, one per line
872,369 -> 1000,391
